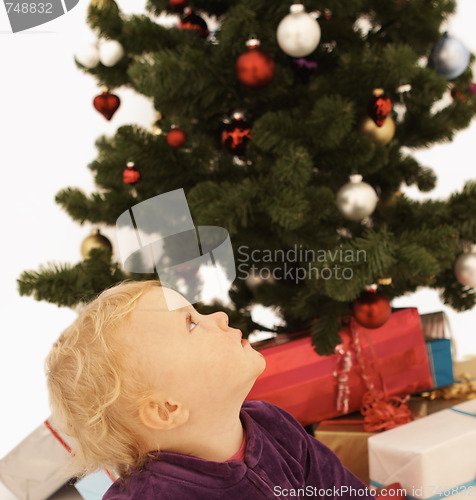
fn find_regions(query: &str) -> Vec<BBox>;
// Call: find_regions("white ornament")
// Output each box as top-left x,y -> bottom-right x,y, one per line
74,42 -> 100,68
277,4 -> 321,58
99,39 -> 124,67
455,250 -> 476,288
336,174 -> 378,222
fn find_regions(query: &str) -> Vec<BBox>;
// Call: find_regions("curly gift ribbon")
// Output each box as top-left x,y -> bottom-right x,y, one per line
420,374 -> 476,401
360,392 -> 413,432
333,318 -> 413,431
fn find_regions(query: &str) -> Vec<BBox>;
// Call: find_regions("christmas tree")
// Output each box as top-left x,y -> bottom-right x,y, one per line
17,0 -> 476,354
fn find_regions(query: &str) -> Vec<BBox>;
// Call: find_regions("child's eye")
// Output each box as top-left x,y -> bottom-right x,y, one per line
187,313 -> 197,331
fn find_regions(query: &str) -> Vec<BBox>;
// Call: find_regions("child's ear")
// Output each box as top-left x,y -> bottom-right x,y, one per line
139,395 -> 189,431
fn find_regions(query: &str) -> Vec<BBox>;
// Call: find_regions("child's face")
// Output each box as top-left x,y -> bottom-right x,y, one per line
120,287 -> 266,407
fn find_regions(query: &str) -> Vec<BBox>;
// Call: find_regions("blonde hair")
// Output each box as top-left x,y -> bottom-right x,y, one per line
45,279 -> 165,481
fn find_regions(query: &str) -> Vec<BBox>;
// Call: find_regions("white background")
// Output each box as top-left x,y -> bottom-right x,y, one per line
0,0 -> 475,463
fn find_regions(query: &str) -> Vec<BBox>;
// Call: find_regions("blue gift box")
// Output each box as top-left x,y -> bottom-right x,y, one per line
74,469 -> 114,500
426,338 -> 454,389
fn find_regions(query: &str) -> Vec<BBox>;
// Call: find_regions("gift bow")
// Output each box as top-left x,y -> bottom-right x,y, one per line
334,318 -> 413,432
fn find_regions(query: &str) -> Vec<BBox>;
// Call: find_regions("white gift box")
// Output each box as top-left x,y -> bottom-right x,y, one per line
74,470 -> 114,500
0,418 -> 73,500
368,399 -> 476,499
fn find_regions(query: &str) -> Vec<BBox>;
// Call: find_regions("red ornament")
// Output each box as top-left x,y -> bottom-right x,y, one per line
123,161 -> 141,185
167,128 -> 186,148
367,90 -> 392,127
221,113 -> 251,156
236,39 -> 275,90
469,83 -> 476,95
169,0 -> 187,10
352,290 -> 391,329
451,87 -> 467,103
179,11 -> 209,39
93,91 -> 120,121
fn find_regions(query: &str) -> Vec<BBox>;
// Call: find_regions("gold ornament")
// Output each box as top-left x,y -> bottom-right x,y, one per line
359,115 -> 395,145
81,229 -> 113,259
89,0 -> 119,11
377,276 -> 392,285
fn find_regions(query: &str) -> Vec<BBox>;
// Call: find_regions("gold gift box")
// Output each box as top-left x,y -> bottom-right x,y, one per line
313,397 -> 469,487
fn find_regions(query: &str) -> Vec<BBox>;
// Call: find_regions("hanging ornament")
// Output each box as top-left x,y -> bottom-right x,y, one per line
123,161 -> 141,185
428,33 -> 470,80
455,247 -> 476,288
336,175 -> 378,222
81,229 -> 113,260
179,9 -> 209,39
277,4 -> 321,58
169,0 -> 187,11
221,112 -> 251,156
98,39 -> 124,67
359,115 -> 395,145
291,56 -> 318,82
468,83 -> 476,95
93,90 -> 120,121
74,42 -> 100,68
451,87 -> 467,103
167,127 -> 186,148
236,38 -> 275,90
367,89 -> 392,127
353,288 -> 391,329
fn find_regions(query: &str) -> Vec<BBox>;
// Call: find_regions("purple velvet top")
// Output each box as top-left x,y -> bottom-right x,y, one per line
103,400 -> 376,499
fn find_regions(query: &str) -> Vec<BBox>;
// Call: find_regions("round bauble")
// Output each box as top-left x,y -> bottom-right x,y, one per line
428,33 -> 470,80
123,161 -> 141,185
360,115 -> 395,145
74,42 -> 100,68
353,290 -> 391,329
336,175 -> 378,222
455,252 -> 476,288
468,83 -> 476,95
81,229 -> 113,259
236,39 -> 275,90
179,11 -> 209,39
167,128 -> 186,148
169,0 -> 187,10
98,39 -> 124,67
277,4 -> 321,58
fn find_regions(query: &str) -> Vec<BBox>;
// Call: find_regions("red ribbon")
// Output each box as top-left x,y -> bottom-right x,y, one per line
334,318 -> 414,432
44,419 -> 116,482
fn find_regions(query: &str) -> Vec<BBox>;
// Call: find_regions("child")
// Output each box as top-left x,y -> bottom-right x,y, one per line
46,280 -> 376,499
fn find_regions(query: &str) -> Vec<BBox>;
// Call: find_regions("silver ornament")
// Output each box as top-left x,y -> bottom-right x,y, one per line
455,251 -> 476,288
429,34 -> 470,80
336,174 -> 378,221
277,4 -> 321,58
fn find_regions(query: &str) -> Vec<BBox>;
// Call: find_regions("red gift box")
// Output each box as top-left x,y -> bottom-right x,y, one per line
246,308 -> 433,426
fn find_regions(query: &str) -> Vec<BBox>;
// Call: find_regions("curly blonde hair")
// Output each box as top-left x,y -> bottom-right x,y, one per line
45,279 -> 165,481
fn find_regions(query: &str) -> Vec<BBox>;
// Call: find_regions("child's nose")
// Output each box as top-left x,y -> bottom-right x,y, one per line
214,311 -> 229,330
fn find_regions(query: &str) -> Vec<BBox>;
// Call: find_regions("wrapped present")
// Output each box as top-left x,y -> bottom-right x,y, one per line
368,399 -> 476,499
420,311 -> 456,359
0,418 -> 73,500
426,338 -> 454,388
454,356 -> 476,379
74,470 -> 114,500
246,308 -> 433,426
314,414 -> 377,486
